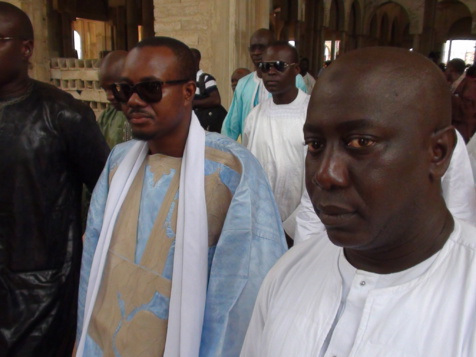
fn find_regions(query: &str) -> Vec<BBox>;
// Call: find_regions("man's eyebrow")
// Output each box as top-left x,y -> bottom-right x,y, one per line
304,118 -> 375,133
118,76 -> 160,83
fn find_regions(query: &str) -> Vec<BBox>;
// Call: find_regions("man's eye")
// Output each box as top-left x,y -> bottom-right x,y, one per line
305,140 -> 324,152
347,137 -> 375,148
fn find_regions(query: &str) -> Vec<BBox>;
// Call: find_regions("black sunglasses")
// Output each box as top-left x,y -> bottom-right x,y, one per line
112,79 -> 189,103
258,61 -> 297,73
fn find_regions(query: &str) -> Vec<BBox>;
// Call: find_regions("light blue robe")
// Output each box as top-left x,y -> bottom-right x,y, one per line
221,72 -> 308,140
77,133 -> 287,356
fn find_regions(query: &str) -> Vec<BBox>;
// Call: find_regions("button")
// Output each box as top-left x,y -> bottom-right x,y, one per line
360,281 -> 366,286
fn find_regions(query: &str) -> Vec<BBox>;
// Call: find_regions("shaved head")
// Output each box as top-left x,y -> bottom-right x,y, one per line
99,50 -> 128,83
0,2 -> 33,40
99,50 -> 128,110
315,47 -> 451,132
231,67 -> 251,91
250,28 -> 274,45
304,47 -> 456,271
249,28 -> 275,68
232,67 -> 251,78
0,2 -> 34,97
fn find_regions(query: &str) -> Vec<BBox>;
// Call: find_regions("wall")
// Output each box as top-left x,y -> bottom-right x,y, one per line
153,0 -> 270,107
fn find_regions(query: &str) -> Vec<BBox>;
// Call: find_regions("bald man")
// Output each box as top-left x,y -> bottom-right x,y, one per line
242,47 -> 476,356
0,2 -> 109,356
97,50 -> 131,148
221,29 -> 307,140
231,67 -> 251,92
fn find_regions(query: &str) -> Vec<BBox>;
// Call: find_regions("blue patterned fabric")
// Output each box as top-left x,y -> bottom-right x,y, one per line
77,133 -> 287,356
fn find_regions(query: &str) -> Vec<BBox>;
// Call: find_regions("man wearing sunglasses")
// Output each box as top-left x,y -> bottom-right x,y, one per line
221,28 -> 307,141
243,42 -> 310,246
97,50 -> 131,148
76,36 -> 287,357
0,3 -> 110,356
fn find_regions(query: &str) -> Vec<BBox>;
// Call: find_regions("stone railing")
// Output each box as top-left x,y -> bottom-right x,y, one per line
50,58 -> 108,119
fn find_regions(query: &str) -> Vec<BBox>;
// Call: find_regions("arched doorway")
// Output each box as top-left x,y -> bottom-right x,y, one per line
324,0 -> 345,60
365,1 -> 411,49
436,0 -> 475,64
347,0 -> 362,51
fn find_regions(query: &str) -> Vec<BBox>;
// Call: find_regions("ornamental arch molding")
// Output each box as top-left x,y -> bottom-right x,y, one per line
363,0 -> 422,36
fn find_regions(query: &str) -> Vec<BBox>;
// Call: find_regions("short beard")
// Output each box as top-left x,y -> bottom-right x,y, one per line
131,129 -> 156,141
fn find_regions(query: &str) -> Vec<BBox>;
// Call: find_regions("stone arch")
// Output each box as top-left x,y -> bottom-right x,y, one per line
436,0 -> 474,42
323,0 -> 345,31
299,0 -> 325,74
454,0 -> 476,34
364,0 -> 419,36
379,13 -> 390,45
346,0 -> 363,51
348,0 -> 363,35
363,1 -> 411,47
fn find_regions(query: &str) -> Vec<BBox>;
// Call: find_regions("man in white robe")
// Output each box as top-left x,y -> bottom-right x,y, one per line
467,132 -> 476,181
242,47 -> 476,356
243,42 -> 309,241
221,29 -> 307,140
75,36 -> 287,357
294,129 -> 476,244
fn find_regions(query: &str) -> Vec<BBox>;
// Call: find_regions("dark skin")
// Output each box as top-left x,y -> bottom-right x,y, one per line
190,49 -> 221,109
231,68 -> 251,91
0,8 -> 33,100
99,50 -> 128,111
445,64 -> 459,84
300,59 -> 309,76
120,46 -> 196,157
249,29 -> 274,77
261,45 -> 299,105
304,47 -> 455,274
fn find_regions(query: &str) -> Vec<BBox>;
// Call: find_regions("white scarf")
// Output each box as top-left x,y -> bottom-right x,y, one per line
77,114 -> 208,357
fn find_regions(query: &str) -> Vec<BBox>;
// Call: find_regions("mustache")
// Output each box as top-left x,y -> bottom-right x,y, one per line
127,108 -> 153,118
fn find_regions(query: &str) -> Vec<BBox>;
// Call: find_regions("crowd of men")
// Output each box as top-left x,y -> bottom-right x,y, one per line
1,2 -> 475,357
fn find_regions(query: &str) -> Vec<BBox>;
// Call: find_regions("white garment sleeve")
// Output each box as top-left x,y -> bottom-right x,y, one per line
293,189 -> 328,244
441,130 -> 476,225
467,134 -> 476,183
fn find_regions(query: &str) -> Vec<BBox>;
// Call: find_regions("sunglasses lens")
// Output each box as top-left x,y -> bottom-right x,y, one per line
274,61 -> 286,72
259,61 -> 289,73
136,81 -> 163,102
112,81 -> 163,103
112,83 -> 131,103
259,62 -> 271,73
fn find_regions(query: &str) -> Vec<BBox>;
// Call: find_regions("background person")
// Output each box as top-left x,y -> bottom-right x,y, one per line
243,42 -> 309,245
231,67 -> 251,92
221,28 -> 307,140
0,2 -> 109,355
97,50 -> 131,148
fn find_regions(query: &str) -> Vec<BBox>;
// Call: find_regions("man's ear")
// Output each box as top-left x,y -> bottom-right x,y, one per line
183,80 -> 196,104
429,126 -> 456,180
22,40 -> 33,61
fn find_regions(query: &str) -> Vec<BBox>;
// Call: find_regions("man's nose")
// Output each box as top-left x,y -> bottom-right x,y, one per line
127,92 -> 147,107
311,149 -> 349,190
